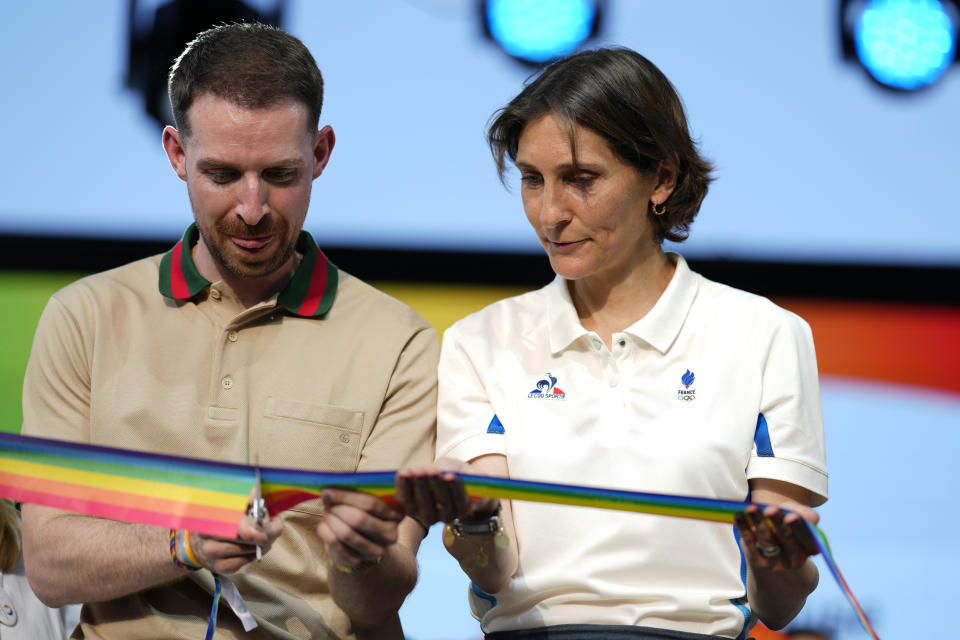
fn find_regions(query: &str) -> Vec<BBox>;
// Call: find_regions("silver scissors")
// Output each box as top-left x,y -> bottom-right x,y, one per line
251,457 -> 265,561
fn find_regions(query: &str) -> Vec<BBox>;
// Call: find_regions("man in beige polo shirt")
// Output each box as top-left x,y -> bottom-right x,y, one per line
19,23 -> 438,640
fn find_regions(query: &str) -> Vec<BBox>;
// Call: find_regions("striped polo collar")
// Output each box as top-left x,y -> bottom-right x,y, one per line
158,223 -> 339,317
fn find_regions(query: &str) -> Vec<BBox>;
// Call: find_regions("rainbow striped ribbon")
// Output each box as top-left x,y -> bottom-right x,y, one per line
0,433 -> 879,639
462,475 -> 880,640
0,432 -> 251,538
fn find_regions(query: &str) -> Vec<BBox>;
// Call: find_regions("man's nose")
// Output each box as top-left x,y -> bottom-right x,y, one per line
235,175 -> 268,226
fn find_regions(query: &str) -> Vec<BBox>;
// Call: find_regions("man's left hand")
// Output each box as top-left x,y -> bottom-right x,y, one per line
317,488 -> 405,569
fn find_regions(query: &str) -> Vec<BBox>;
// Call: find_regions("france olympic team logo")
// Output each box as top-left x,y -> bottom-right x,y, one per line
678,369 -> 696,402
528,373 -> 566,399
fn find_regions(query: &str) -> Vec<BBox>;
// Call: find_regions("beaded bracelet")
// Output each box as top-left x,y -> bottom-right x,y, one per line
169,528 -> 202,571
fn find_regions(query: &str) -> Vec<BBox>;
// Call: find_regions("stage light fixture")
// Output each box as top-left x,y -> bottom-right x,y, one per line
126,0 -> 286,129
482,0 -> 602,66
841,0 -> 958,91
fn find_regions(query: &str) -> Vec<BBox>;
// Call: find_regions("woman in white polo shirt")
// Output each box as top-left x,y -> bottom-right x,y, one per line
397,47 -> 827,640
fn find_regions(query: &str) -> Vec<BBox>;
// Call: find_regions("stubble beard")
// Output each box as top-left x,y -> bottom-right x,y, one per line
197,217 -> 297,280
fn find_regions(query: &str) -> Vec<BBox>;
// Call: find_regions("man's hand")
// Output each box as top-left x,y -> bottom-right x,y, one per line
316,489 -> 405,569
188,509 -> 284,574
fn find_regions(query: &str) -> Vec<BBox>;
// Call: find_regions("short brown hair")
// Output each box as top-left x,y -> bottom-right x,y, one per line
168,22 -> 324,136
488,47 -> 714,244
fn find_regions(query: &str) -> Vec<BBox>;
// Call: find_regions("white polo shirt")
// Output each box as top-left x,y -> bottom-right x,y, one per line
436,254 -> 828,639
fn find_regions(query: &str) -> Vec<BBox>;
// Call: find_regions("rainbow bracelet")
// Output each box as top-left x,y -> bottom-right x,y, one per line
169,528 -> 201,571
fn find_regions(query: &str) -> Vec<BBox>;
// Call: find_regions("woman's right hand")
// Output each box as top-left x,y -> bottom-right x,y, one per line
395,458 -> 500,528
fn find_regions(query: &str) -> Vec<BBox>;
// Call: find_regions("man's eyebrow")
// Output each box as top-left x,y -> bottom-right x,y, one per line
265,160 -> 306,170
196,159 -> 234,170
195,158 -> 305,169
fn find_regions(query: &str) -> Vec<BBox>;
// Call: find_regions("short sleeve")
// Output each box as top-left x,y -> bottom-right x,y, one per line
435,324 -> 506,463
746,310 -> 828,505
358,325 -> 440,471
21,295 -> 92,442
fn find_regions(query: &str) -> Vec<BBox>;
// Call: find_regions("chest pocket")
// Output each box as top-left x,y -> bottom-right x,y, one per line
259,397 -> 364,473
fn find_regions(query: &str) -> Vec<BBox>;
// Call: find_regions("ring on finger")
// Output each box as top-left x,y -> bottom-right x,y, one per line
756,541 -> 782,557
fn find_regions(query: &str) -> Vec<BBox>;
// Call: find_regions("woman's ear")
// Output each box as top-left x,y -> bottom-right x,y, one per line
651,152 -> 680,205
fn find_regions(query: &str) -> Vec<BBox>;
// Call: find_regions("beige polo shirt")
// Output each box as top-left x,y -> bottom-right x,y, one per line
21,225 -> 439,639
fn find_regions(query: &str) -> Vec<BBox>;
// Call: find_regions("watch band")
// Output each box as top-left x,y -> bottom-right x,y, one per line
451,504 -> 502,536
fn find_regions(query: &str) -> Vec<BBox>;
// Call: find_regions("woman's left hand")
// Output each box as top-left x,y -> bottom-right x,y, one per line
395,460 -> 499,528
735,500 -> 820,572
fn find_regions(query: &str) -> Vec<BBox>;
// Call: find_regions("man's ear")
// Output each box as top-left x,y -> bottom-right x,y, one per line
312,125 -> 336,179
162,126 -> 188,181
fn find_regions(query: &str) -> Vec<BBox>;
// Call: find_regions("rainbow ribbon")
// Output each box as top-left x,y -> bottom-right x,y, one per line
0,432 -> 879,639
0,432 -> 251,538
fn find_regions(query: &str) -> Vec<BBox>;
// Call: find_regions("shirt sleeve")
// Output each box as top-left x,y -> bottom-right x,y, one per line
746,309 -> 829,505
21,294 -> 92,442
435,323 -> 506,463
358,324 -> 440,471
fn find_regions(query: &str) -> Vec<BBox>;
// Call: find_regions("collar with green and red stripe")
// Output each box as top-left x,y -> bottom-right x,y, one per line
158,224 -> 338,317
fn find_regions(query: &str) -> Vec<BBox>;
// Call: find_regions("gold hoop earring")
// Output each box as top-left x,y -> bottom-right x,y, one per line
652,202 -> 666,216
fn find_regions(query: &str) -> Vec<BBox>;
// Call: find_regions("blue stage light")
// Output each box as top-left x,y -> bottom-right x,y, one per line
484,0 -> 600,65
854,0 -> 957,90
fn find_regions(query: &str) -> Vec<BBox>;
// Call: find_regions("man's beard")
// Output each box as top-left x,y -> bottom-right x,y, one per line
197,217 -> 297,280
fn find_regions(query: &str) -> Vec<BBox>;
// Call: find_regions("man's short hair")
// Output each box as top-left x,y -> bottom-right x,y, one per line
168,22 -> 324,136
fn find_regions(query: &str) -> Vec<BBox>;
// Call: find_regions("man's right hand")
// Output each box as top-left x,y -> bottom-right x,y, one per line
22,502 -> 284,608
187,512 -> 284,574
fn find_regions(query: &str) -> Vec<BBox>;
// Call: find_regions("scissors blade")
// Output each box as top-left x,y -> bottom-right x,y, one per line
253,456 -> 264,561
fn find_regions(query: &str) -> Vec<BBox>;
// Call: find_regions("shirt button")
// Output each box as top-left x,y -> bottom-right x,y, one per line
339,433 -> 351,444
609,377 -> 619,387
617,339 -> 626,347
221,376 -> 233,390
227,331 -> 238,342
210,289 -> 221,301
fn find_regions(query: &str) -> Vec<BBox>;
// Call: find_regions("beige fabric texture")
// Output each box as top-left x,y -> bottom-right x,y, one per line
21,254 -> 439,639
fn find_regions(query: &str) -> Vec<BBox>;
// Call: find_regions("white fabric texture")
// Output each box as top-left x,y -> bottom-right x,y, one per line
0,557 -> 79,639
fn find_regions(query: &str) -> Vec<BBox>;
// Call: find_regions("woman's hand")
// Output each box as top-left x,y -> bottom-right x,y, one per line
734,500 -> 820,572
395,458 -> 499,527
397,455 -> 517,594
737,479 -> 822,629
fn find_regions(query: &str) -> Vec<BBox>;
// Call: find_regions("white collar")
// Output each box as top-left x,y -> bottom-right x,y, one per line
545,253 -> 700,355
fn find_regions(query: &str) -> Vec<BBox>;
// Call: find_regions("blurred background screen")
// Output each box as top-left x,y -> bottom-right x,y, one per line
2,0 -> 959,267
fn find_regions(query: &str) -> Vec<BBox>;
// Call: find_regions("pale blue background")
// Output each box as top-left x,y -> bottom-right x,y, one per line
3,2 -> 958,639
2,1 -> 959,264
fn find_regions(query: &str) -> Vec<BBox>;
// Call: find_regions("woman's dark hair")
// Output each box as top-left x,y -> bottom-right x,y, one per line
488,47 -> 714,244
